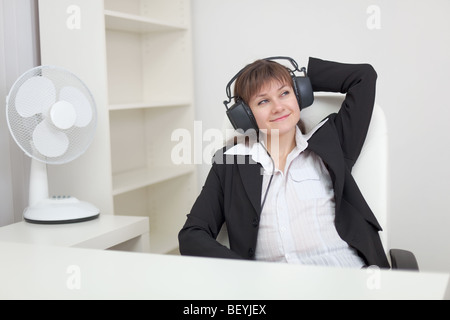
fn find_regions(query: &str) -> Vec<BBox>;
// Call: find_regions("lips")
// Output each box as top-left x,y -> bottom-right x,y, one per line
270,114 -> 291,122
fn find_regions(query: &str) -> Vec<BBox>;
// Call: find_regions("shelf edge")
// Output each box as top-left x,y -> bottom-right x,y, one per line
112,166 -> 195,196
104,10 -> 188,33
108,100 -> 192,111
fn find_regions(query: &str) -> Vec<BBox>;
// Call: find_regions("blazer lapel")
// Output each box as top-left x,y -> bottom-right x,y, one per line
307,120 -> 346,210
237,158 -> 263,217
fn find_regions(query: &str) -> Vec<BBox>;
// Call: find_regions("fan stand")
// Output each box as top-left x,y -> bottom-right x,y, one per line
24,159 -> 100,224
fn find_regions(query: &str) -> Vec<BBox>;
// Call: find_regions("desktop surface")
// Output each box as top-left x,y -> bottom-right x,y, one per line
0,241 -> 448,300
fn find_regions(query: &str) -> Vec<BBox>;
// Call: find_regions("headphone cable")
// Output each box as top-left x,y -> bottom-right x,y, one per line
260,142 -> 275,213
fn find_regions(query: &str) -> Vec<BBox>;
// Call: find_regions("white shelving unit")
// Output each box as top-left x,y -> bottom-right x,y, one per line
38,0 -> 197,254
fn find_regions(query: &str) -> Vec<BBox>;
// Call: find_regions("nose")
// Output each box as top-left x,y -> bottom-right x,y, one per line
271,98 -> 284,113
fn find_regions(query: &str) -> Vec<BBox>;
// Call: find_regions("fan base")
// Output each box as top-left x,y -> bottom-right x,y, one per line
24,197 -> 100,225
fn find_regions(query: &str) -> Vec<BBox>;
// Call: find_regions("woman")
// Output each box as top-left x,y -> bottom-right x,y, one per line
179,57 -> 390,268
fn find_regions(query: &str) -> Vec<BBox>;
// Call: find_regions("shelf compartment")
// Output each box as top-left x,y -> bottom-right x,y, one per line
105,10 -> 187,33
113,173 -> 196,254
106,28 -> 192,105
109,106 -> 194,178
112,165 -> 195,196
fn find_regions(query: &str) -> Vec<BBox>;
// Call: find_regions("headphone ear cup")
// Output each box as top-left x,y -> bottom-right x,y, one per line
293,76 -> 314,110
226,100 -> 259,132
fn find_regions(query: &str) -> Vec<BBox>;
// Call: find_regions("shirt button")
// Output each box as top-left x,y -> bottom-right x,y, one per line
248,248 -> 255,258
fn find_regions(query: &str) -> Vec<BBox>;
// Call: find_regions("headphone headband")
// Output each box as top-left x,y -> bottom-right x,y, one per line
223,56 -> 306,109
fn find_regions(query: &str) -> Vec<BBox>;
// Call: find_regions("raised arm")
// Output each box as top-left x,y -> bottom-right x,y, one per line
307,57 -> 378,168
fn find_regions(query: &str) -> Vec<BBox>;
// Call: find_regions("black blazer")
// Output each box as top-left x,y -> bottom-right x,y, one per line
179,57 -> 390,268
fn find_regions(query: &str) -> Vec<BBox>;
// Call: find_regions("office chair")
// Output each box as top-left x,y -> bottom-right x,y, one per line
220,93 -> 419,270
301,93 -> 418,270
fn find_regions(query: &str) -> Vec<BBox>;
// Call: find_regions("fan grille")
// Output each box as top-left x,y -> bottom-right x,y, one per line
6,66 -> 97,165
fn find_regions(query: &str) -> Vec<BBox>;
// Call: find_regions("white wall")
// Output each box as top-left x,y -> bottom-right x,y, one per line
0,0 -> 14,226
0,0 -> 40,226
191,0 -> 450,272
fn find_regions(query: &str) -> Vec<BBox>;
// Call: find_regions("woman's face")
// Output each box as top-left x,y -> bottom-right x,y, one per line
248,79 -> 301,137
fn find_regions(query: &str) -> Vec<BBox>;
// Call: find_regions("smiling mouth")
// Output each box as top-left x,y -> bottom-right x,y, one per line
270,114 -> 291,122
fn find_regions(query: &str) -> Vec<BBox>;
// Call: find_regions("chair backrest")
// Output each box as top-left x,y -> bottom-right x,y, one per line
220,93 -> 389,249
301,93 -> 388,249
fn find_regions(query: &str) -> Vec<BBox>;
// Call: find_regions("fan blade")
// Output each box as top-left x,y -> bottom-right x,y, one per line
50,101 -> 77,130
32,121 -> 69,158
60,86 -> 93,127
15,76 -> 56,118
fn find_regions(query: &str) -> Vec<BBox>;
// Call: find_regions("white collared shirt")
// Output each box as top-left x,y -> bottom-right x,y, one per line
225,121 -> 365,268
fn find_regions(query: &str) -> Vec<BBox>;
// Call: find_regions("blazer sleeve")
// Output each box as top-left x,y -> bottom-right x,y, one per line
307,57 -> 378,168
178,154 -> 243,260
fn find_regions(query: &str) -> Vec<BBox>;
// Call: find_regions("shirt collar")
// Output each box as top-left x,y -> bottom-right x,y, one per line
224,119 -> 328,171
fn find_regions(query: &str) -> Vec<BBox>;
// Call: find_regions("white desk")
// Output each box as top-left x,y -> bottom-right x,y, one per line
0,215 -> 150,252
0,241 -> 448,300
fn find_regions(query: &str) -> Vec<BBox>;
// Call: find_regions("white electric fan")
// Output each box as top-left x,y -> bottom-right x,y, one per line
6,66 -> 100,224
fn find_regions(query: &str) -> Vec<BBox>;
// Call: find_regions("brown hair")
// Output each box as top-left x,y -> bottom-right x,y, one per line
234,59 -> 294,104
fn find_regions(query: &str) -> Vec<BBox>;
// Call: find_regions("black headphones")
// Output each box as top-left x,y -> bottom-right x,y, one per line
223,56 -> 314,132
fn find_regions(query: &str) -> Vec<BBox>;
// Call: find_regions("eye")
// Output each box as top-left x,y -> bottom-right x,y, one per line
281,90 -> 290,97
258,99 -> 269,106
